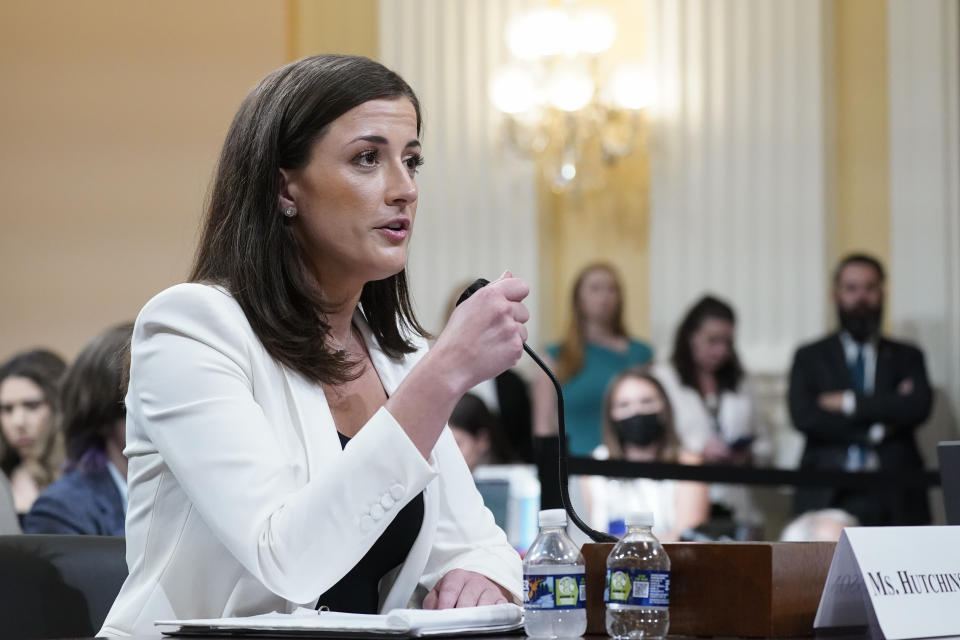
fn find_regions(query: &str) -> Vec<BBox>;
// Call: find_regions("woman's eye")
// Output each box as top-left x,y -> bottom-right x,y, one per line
405,154 -> 425,173
355,150 -> 379,167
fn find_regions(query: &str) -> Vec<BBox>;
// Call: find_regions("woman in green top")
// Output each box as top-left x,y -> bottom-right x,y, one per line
533,263 -> 653,456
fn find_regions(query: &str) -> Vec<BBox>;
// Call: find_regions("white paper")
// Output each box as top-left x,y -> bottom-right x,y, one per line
815,526 -> 960,640
156,602 -> 524,637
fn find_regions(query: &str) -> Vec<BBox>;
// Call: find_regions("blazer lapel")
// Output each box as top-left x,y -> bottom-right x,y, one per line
354,309 -> 403,396
875,338 -> 896,394
827,333 -> 853,388
280,364 -> 340,476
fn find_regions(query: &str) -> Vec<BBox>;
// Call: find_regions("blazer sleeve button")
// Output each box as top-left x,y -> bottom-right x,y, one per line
389,484 -> 405,500
359,515 -> 374,532
370,504 -> 385,520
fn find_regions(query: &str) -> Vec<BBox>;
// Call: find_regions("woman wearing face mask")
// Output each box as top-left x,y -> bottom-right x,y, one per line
100,55 -> 527,637
651,295 -> 772,532
581,367 -> 708,541
0,349 -> 67,520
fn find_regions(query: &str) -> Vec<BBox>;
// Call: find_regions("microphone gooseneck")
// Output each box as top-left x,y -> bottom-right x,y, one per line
456,277 -> 617,543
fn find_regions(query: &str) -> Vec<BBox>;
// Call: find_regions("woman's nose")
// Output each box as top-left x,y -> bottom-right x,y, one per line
7,406 -> 26,429
385,162 -> 418,206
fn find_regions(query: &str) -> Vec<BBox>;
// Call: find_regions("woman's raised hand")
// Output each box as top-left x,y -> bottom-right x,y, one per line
385,272 -> 529,458
431,271 -> 529,396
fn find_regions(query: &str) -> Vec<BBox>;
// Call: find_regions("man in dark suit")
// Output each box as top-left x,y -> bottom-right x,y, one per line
789,254 -> 932,526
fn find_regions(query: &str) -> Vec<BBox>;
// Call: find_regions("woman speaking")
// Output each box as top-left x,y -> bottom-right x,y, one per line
101,55 -> 528,636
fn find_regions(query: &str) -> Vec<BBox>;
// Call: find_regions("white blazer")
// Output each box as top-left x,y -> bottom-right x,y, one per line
100,284 -> 521,636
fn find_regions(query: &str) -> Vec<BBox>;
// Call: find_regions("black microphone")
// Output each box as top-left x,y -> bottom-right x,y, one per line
456,277 -> 617,543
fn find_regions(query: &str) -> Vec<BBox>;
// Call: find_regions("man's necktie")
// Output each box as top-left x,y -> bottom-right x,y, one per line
851,346 -> 866,393
847,345 -> 868,470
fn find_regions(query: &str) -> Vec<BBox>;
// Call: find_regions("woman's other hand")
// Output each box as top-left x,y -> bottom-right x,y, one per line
422,568 -> 512,608
431,271 -> 529,395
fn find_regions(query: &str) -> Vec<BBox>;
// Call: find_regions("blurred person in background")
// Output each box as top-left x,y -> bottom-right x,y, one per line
533,263 -> 653,456
652,295 -> 770,531
24,322 -> 133,535
581,367 -> 708,541
0,349 -> 67,520
448,392 -> 518,472
780,508 -> 859,542
789,253 -> 932,526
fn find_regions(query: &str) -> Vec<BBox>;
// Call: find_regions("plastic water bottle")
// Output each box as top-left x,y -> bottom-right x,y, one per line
604,511 -> 670,639
523,509 -> 587,638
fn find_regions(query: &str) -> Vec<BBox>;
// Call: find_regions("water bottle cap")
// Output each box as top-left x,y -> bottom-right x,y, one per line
625,511 -> 654,527
538,509 -> 568,528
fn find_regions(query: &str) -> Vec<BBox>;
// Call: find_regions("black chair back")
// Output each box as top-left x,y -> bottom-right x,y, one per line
0,534 -> 127,639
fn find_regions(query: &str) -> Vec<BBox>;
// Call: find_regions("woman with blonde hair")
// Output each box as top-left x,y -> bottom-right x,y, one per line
0,349 -> 67,518
532,263 -> 653,455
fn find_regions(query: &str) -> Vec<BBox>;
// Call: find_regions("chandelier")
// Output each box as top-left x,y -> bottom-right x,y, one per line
489,3 -> 650,193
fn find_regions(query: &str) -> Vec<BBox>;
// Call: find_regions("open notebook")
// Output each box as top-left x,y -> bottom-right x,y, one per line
155,603 -> 524,638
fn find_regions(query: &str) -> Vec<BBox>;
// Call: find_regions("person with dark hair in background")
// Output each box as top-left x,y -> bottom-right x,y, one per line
652,295 -> 770,532
448,393 -> 518,472
101,55 -> 527,636
653,296 -> 770,465
24,323 -> 133,536
532,263 -> 653,456
789,253 -> 932,526
0,349 -> 67,519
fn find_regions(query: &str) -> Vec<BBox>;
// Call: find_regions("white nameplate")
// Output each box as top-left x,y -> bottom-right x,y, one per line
815,526 -> 960,639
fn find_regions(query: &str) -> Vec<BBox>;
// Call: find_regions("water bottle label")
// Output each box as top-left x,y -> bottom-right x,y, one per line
523,572 -> 586,610
604,569 -> 670,607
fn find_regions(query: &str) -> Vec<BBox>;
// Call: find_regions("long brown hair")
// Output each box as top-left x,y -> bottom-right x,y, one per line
60,323 -> 133,471
190,55 -> 428,385
670,295 -> 743,393
554,263 -> 627,382
0,349 -> 67,490
601,367 -> 679,461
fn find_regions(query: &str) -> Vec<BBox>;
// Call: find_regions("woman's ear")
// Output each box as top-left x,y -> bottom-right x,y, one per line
278,168 -> 296,211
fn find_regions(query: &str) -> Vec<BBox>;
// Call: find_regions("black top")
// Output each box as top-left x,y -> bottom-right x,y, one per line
316,431 -> 425,613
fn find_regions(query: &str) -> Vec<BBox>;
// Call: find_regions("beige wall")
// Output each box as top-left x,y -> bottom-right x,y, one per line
288,0 -> 378,59
0,0 -> 896,362
833,0 -> 891,268
0,1 -> 288,362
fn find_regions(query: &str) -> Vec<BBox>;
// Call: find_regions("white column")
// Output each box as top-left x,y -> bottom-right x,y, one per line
645,0 -> 831,375
887,0 -> 960,455
378,0 -> 539,341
